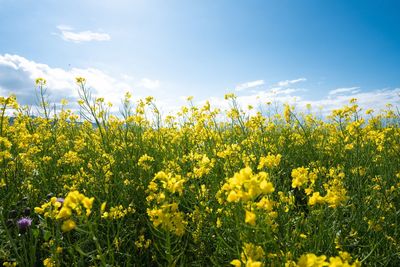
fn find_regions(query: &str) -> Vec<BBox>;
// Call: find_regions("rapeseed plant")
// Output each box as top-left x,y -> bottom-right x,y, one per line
0,78 -> 399,265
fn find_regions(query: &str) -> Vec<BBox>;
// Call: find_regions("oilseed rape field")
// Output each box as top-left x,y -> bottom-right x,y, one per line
0,78 -> 399,266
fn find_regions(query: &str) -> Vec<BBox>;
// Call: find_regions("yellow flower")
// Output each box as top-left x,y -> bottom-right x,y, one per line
43,258 -> 55,267
138,154 -> 155,170
297,253 -> 327,267
35,77 -> 47,86
56,207 -> 72,220
247,260 -> 262,267
224,93 -> 236,100
256,197 -> 274,211
61,219 -> 76,232
230,259 -> 242,267
227,190 -> 239,202
291,167 -> 309,188
75,77 -> 86,83
284,104 -> 291,123
82,197 -> 94,210
2,262 -> 17,267
309,192 -> 325,206
234,243 -> 265,267
300,234 -> 307,239
101,202 -> 107,213
260,180 -> 274,194
294,252 -> 360,267
216,218 -> 222,228
245,210 -> 256,226
219,168 -> 275,204
258,154 -> 282,169
34,207 -> 44,214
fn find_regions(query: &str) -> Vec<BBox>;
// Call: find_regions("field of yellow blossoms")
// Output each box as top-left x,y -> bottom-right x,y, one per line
1,78 -> 399,266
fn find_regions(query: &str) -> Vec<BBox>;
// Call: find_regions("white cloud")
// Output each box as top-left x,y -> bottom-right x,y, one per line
1,54 -> 398,119
328,86 -> 360,95
235,80 -> 264,91
139,78 -> 160,90
56,25 -> 111,43
298,88 -> 400,115
277,78 -> 307,87
200,86 -> 400,117
0,54 -> 161,111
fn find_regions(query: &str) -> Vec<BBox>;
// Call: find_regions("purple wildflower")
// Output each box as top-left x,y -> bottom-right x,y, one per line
56,198 -> 65,204
17,217 -> 32,231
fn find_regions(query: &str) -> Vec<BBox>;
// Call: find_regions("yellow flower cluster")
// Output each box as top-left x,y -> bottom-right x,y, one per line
322,168 -> 348,208
291,167 -> 317,189
148,171 -> 186,196
135,234 -> 152,249
57,151 -> 82,167
219,167 -> 274,203
0,95 -> 19,109
216,144 -> 241,159
147,202 -> 187,236
2,88 -> 399,265
257,153 -> 282,170
101,202 -> 135,220
0,137 -> 12,163
34,197 -> 63,219
191,154 -> 215,179
217,167 -> 275,226
147,171 -> 187,235
309,167 -> 348,208
137,154 -> 154,170
287,251 -> 360,267
231,243 -> 265,267
35,191 -> 94,232
43,257 -> 55,267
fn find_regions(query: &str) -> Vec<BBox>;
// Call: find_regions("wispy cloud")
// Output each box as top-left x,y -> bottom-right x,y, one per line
235,80 -> 264,91
328,86 -> 360,95
277,78 -> 307,87
56,25 -> 111,43
272,88 -> 303,95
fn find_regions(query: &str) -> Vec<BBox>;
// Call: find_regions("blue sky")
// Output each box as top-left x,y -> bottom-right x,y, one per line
0,0 -> 399,113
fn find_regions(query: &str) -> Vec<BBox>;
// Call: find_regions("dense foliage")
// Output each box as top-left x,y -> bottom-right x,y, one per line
1,78 -> 399,266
